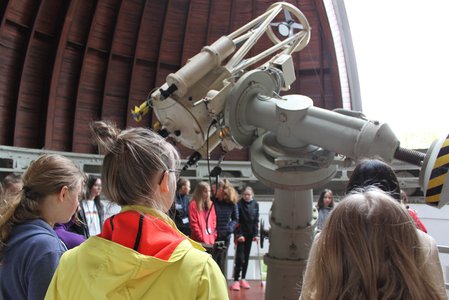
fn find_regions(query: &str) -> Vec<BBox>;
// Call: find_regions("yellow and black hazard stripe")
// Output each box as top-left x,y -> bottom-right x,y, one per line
426,134 -> 449,205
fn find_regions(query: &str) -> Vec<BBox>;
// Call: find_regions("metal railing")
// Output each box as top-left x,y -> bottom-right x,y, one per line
438,245 -> 449,290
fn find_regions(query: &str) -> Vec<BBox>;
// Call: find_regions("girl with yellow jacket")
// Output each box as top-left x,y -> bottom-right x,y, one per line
45,121 -> 228,300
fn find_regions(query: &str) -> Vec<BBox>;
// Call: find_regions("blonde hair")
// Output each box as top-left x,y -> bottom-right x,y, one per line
192,181 -> 211,212
217,178 -> 238,204
301,188 -> 445,300
90,121 -> 180,210
0,154 -> 84,253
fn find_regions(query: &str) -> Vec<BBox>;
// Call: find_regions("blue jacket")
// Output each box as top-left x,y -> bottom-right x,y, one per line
169,193 -> 191,236
213,200 -> 238,241
0,219 -> 66,300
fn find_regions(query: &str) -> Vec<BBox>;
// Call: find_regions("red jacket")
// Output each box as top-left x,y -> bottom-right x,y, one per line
189,200 -> 217,244
100,209 -> 186,259
408,208 -> 427,233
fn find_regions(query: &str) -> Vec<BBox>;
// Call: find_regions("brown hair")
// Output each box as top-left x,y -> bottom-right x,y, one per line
242,186 -> 254,196
0,155 -> 84,253
176,178 -> 190,193
85,174 -> 101,201
317,188 -> 334,210
301,188 -> 445,300
90,121 -> 180,210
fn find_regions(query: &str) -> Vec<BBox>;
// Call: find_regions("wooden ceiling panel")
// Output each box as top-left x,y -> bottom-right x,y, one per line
68,0 -> 97,45
14,0 -> 70,149
72,49 -> 108,153
0,22 -> 28,145
101,0 -> 143,128
158,0 -> 189,65
0,1 -> 7,22
126,0 -> 164,127
110,0 -> 144,57
134,0 -> 167,62
87,0 -> 121,52
34,0 -> 68,36
72,0 -> 120,153
206,1 -> 232,44
229,0 -> 253,32
181,0 -> 209,64
101,55 -> 133,127
14,34 -> 53,148
4,0 -> 40,28
46,0 -> 93,151
313,0 -> 341,108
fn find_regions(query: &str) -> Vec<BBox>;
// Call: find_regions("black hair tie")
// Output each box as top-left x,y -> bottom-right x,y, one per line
22,186 -> 37,199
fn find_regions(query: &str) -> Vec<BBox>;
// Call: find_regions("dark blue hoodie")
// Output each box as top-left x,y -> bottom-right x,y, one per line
0,218 -> 66,300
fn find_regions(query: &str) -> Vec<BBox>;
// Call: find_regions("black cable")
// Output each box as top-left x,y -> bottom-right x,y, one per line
206,119 -> 218,191
205,119 -> 218,235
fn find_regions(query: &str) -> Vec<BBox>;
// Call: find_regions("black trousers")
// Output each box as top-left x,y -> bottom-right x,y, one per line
233,236 -> 253,281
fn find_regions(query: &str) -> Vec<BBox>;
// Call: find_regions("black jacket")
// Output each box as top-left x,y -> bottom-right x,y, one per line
236,199 -> 259,238
168,193 -> 191,236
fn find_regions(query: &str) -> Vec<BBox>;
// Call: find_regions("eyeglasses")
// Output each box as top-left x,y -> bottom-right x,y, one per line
167,169 -> 182,180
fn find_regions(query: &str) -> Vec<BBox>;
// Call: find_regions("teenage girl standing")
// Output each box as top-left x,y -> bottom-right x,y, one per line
231,186 -> 259,291
46,121 -> 227,299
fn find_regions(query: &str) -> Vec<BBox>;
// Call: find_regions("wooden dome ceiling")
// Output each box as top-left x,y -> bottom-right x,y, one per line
0,0 -> 343,160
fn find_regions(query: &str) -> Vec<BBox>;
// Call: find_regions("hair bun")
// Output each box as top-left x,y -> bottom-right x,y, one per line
90,121 -> 120,154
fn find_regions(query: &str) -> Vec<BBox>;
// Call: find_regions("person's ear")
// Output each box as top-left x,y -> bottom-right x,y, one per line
159,171 -> 169,193
58,186 -> 69,203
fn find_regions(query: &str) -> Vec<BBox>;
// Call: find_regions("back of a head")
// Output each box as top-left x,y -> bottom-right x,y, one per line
221,178 -> 238,204
346,158 -> 401,201
301,188 -> 443,300
90,121 -> 180,210
1,174 -> 22,195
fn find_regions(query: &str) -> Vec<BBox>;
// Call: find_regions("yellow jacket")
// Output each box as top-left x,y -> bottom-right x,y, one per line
45,206 -> 228,300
